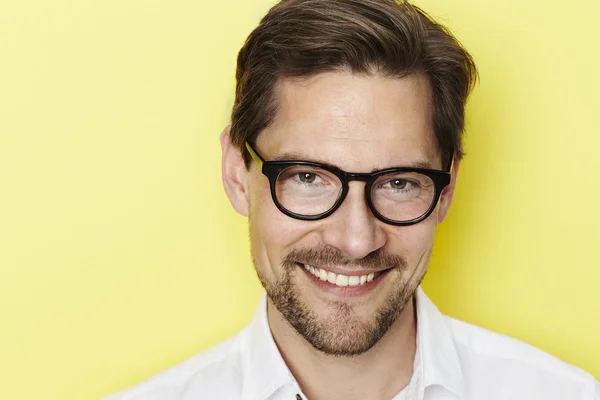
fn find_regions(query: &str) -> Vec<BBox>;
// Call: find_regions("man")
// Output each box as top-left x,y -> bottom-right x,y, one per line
107,0 -> 599,399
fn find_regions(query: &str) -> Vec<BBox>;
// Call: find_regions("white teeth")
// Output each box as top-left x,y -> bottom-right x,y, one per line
335,274 -> 349,287
303,264 -> 377,287
306,264 -> 318,278
348,276 -> 360,287
319,268 -> 327,281
327,272 -> 337,284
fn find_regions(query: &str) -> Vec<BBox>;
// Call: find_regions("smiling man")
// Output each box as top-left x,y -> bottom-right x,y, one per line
106,0 -> 599,399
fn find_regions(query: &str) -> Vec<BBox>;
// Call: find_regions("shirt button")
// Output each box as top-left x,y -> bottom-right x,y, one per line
296,395 -> 302,400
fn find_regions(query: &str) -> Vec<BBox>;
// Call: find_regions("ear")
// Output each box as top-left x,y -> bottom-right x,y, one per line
220,126 -> 250,216
437,156 -> 460,223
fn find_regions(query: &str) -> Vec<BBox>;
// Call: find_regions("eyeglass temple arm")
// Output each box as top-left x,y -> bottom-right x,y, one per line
447,150 -> 455,174
245,142 -> 264,169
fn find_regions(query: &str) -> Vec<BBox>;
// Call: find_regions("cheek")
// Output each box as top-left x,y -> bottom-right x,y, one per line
387,218 -> 437,268
248,181 -> 310,274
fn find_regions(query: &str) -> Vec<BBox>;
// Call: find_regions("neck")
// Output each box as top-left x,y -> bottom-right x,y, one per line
267,297 -> 417,400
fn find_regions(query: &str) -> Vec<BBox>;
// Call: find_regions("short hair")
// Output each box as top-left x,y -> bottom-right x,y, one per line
230,0 -> 478,169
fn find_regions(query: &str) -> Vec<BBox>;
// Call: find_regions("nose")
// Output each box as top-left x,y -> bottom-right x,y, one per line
320,181 -> 387,260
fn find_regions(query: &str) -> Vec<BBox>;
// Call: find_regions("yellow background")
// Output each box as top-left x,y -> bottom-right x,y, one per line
1,0 -> 598,398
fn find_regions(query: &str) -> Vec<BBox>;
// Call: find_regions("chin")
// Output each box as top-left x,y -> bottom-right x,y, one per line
267,270 -> 416,356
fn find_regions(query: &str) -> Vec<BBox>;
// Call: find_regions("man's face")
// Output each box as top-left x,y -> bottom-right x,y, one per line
227,71 -> 456,356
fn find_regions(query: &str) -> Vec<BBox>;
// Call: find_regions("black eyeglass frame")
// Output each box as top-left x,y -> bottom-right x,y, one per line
245,142 -> 453,226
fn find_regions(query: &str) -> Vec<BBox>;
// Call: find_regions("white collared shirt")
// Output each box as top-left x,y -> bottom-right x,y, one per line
105,288 -> 599,400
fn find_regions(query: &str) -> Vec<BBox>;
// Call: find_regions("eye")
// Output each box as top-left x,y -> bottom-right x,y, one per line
277,165 -> 337,189
383,178 -> 417,191
389,179 -> 409,190
298,172 -> 317,183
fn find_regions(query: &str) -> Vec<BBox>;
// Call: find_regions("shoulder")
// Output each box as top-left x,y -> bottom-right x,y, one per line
104,331 -> 247,400
445,316 -> 599,399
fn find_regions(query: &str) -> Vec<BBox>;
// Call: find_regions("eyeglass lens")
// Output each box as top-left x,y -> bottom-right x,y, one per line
274,165 -> 436,222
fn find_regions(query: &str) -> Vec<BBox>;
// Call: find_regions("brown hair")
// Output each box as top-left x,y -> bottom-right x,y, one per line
230,0 -> 478,168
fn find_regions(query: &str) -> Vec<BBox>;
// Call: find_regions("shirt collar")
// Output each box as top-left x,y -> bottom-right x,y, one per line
415,286 -> 467,399
241,287 -> 466,400
241,293 -> 297,400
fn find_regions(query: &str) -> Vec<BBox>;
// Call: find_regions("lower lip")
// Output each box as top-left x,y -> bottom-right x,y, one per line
297,263 -> 391,298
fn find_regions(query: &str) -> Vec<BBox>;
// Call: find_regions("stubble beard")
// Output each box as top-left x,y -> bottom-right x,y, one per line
253,245 -> 423,357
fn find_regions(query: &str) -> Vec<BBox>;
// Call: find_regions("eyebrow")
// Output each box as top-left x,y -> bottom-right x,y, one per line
271,152 -> 435,171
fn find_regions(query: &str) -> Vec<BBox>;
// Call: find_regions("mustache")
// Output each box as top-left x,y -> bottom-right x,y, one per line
282,245 -> 408,271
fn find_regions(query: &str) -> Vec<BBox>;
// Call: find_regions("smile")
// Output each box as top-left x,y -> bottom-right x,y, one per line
301,263 -> 384,287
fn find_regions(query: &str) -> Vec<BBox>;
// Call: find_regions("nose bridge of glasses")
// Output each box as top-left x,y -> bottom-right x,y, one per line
336,177 -> 377,220
344,172 -> 372,182
340,172 -> 376,205
340,175 -> 376,219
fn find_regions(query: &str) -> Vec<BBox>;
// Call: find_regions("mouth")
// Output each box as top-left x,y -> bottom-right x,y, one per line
297,262 -> 391,288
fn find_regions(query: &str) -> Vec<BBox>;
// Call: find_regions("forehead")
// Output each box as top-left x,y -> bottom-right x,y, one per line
257,71 -> 441,171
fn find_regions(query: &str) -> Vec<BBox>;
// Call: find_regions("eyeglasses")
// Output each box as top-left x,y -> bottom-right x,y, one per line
245,142 -> 452,226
